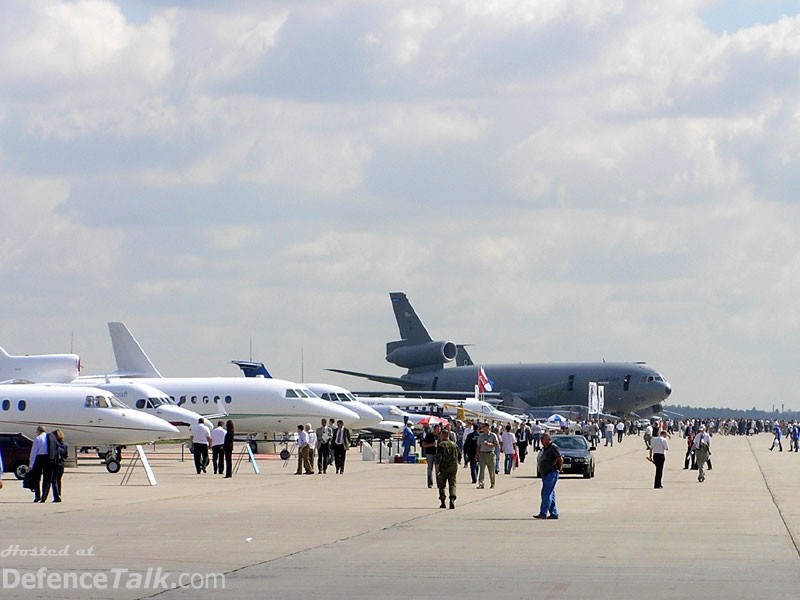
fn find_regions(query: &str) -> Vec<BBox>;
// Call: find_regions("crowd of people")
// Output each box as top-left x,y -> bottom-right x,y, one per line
14,411 -> 795,511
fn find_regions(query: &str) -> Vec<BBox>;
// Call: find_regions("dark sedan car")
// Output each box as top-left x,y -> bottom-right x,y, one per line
537,434 -> 595,479
0,432 -> 33,479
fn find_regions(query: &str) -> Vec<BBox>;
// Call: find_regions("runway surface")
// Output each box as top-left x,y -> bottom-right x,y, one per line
1,434 -> 798,599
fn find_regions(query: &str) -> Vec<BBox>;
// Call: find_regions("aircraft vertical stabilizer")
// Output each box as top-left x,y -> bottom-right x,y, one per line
108,322 -> 162,378
390,292 -> 433,344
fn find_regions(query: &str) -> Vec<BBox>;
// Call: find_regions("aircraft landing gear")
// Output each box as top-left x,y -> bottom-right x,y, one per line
101,447 -> 123,473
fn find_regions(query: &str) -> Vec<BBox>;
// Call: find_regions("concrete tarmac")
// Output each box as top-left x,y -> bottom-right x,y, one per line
1,434 -> 799,599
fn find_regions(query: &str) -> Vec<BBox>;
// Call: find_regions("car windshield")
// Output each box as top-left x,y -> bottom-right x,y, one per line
552,436 -> 588,450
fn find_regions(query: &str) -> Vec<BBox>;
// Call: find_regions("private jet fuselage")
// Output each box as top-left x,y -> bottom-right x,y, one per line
80,377 -> 361,435
0,384 -> 180,447
397,361 -> 671,415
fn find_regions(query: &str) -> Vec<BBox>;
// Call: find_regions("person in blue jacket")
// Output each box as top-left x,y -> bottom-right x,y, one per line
402,421 -> 415,462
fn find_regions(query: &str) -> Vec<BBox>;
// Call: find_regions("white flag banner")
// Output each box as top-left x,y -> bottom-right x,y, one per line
598,385 -> 605,415
588,382 -> 598,414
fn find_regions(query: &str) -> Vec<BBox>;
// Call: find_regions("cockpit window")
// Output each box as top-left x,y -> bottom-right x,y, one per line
285,389 -> 298,398
109,396 -> 128,409
337,393 -> 350,402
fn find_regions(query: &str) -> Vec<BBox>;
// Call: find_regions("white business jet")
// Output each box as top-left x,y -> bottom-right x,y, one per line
230,362 -> 383,430
77,323 -> 360,441
0,383 -> 180,472
93,381 -> 202,430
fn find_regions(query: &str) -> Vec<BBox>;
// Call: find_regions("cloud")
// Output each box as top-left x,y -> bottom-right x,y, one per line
0,1 -> 799,409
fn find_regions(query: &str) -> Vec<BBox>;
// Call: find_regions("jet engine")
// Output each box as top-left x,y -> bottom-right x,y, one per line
385,340 -> 457,369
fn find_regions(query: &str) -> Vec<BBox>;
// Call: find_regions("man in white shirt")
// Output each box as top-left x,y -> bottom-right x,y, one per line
501,425 -> 517,474
305,423 -> 317,472
210,421 -> 226,475
649,430 -> 669,489
190,418 -> 212,474
604,421 -> 614,447
295,424 -> 314,474
28,425 -> 51,502
693,425 -> 712,483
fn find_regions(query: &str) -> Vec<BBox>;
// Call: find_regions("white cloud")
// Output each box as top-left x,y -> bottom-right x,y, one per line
0,0 -> 799,410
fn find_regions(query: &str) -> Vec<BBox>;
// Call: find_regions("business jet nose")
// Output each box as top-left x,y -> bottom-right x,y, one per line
328,403 -> 361,427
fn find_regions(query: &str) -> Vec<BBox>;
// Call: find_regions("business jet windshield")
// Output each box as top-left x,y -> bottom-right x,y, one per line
134,396 -> 174,409
284,388 -> 318,399
84,395 -> 127,409
320,392 -> 358,403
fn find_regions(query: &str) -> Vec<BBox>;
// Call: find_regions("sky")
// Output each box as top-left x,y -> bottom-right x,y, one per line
0,0 -> 799,412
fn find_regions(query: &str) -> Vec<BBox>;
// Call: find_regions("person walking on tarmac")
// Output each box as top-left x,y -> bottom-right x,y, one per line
534,432 -> 563,520
435,428 -> 461,509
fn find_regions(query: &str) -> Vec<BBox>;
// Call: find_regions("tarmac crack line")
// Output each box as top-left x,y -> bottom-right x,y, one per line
746,436 -> 800,561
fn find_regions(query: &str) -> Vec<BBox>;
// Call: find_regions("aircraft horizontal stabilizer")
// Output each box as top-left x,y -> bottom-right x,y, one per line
325,368 -> 428,389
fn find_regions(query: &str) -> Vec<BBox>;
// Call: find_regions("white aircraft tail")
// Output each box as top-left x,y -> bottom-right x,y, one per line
0,344 -> 80,383
108,322 -> 162,378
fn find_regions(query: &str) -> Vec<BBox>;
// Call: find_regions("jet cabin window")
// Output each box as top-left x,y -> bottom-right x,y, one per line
17,400 -> 26,411
1,399 -> 9,411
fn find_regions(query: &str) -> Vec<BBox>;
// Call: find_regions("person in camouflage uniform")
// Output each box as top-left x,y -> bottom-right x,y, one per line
435,428 -> 461,509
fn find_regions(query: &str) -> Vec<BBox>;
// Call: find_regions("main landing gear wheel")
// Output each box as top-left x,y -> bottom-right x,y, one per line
279,449 -> 290,461
106,459 -> 121,474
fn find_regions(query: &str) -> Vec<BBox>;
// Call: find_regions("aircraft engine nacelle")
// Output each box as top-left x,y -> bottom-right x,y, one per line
385,341 -> 457,369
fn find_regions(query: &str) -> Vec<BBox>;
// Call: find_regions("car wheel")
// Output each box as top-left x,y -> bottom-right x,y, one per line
14,462 -> 29,480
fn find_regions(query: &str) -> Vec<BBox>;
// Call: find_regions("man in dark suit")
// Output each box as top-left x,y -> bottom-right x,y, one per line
331,419 -> 351,474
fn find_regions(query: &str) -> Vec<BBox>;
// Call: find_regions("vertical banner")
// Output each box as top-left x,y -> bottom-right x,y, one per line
588,382 -> 598,414
598,385 -> 605,415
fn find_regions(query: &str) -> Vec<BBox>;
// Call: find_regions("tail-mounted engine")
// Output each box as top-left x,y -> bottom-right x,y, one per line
385,340 -> 457,370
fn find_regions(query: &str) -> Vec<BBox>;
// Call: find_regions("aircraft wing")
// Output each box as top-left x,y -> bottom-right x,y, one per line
325,368 -> 429,389
353,389 -> 502,403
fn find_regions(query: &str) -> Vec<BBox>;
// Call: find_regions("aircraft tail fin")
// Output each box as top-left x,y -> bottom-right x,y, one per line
385,292 -> 458,373
390,292 -> 433,344
231,360 -> 272,378
455,344 -> 474,366
108,322 -> 162,378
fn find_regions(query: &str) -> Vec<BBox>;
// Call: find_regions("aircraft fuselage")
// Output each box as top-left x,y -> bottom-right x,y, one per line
402,362 -> 671,415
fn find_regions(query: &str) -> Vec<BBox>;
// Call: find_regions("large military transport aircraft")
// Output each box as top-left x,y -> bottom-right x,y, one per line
329,292 -> 672,416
